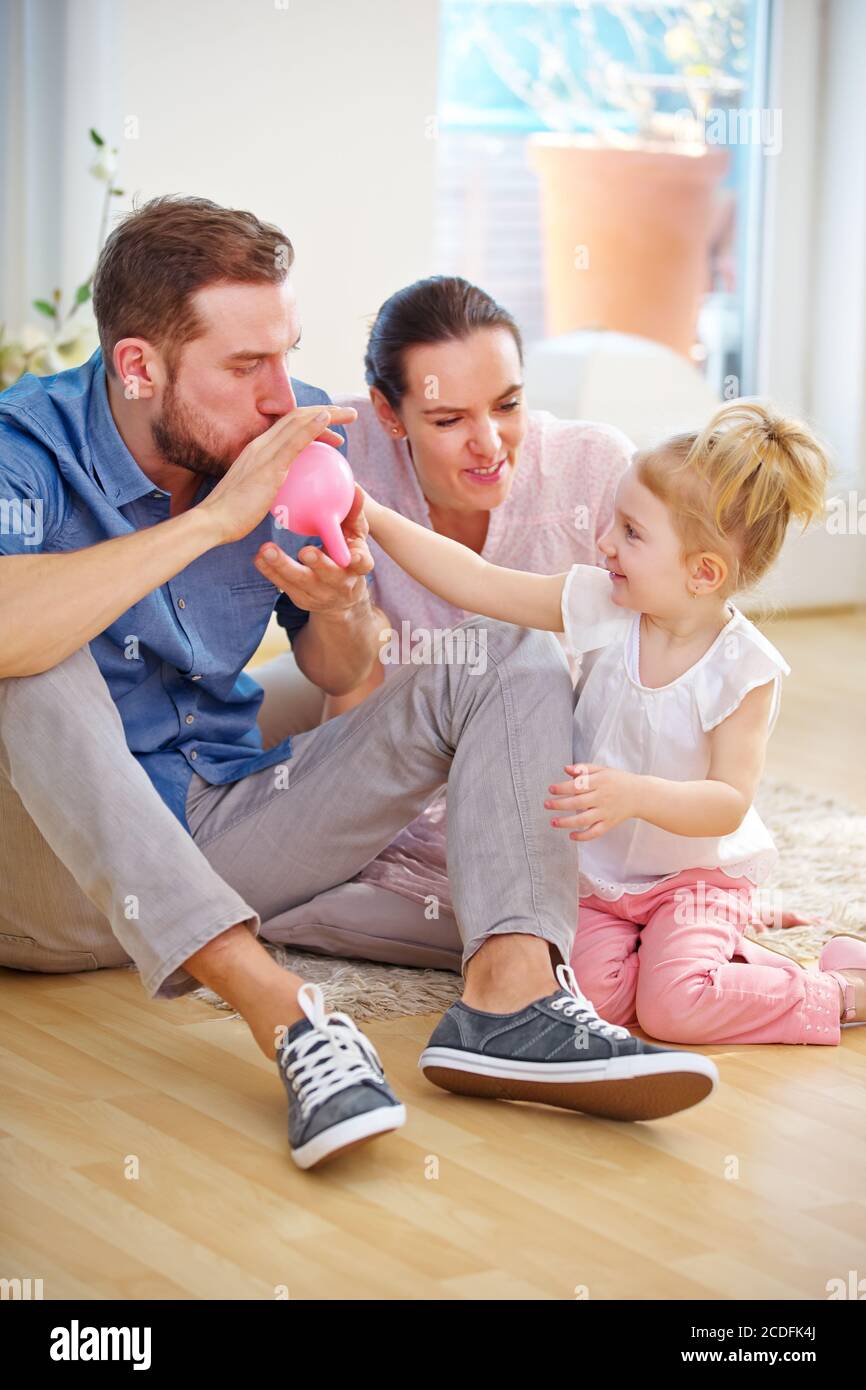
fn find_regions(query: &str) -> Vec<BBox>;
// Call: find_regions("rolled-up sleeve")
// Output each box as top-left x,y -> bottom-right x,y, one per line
274,587 -> 313,644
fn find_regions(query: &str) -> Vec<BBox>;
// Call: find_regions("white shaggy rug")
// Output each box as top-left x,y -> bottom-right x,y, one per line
194,777 -> 866,1022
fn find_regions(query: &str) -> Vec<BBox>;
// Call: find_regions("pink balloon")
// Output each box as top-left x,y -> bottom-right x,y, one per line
270,441 -> 355,567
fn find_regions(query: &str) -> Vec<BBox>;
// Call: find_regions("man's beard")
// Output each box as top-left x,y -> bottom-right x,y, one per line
151,375 -> 238,479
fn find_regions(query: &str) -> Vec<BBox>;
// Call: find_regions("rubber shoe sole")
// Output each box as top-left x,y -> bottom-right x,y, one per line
419,1048 -> 717,1121
291,1102 -> 407,1170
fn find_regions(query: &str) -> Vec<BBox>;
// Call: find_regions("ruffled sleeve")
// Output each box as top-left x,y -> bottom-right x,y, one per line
561,563 -> 632,655
693,617 -> 791,735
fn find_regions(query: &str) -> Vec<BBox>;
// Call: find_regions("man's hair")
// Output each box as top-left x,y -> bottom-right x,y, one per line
92,194 -> 294,377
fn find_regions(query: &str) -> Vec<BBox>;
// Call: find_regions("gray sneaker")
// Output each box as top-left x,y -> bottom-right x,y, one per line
419,963 -> 718,1121
278,982 -> 406,1169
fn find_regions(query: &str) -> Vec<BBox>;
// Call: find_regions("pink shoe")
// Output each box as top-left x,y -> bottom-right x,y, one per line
819,934 -> 866,1021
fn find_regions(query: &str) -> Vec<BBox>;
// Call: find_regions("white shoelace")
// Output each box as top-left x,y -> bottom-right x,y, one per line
279,982 -> 387,1119
550,963 -> 633,1041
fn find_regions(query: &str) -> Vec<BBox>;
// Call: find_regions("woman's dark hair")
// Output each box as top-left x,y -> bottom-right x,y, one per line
364,275 -> 523,409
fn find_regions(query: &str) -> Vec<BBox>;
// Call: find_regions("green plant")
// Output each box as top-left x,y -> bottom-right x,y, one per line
0,128 -> 124,389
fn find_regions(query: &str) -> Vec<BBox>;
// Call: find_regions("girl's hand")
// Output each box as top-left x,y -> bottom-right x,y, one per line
545,763 -> 641,841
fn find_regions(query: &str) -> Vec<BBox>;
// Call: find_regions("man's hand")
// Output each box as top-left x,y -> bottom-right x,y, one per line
544,762 -> 642,841
198,403 -> 357,547
254,483 -> 373,616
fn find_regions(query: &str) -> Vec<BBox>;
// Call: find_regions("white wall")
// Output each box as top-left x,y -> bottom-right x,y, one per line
809,0 -> 866,482
749,0 -> 866,609
60,0 -> 123,309
14,0 -> 440,394
112,0 -> 440,394
1,0 -> 69,334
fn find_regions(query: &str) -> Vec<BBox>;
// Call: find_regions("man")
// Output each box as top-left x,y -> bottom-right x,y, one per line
0,196 -> 717,1170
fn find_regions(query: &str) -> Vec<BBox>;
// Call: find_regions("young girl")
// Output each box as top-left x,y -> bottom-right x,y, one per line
361,399 -> 866,1046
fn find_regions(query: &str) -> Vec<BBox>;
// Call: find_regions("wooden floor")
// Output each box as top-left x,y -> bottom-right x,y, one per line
1,609 -> 865,1300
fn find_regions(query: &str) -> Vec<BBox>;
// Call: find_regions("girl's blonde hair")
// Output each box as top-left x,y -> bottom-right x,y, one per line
635,400 -> 832,599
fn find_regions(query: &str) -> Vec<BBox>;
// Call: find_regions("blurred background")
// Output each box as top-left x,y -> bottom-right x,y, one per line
1,0 -> 864,615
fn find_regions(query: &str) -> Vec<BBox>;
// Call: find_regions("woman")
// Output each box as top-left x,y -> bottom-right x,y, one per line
254,277 -> 803,965
253,276 -> 630,964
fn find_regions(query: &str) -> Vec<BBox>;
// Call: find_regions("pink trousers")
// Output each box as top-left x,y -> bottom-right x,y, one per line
571,868 -> 841,1046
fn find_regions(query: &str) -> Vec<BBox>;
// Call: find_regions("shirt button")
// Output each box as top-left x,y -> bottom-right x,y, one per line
190,749 -> 198,760
177,598 -> 186,609
185,713 -> 195,724
191,674 -> 202,681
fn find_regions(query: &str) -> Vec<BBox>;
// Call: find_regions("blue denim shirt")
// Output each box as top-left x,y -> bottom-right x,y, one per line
0,349 -> 356,830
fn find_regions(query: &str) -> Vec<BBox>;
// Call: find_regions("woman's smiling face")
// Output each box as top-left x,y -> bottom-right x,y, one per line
373,327 -> 528,514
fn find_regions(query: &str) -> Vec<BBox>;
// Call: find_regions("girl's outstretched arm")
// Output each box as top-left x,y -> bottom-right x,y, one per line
363,489 -> 566,631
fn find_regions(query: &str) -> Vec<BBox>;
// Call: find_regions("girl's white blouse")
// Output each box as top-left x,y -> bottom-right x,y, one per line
560,565 -> 791,902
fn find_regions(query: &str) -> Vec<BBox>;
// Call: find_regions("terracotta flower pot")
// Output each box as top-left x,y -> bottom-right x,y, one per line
528,135 -> 729,359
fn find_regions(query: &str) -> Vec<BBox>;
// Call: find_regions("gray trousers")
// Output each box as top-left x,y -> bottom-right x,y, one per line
0,618 -> 578,1000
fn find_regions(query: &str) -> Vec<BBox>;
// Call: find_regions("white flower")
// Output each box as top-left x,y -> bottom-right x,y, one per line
55,323 -> 98,366
20,322 -> 52,352
665,25 -> 702,66
34,345 -> 65,374
89,145 -> 118,183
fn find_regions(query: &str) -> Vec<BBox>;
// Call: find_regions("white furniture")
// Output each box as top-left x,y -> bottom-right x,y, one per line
524,329 -> 722,449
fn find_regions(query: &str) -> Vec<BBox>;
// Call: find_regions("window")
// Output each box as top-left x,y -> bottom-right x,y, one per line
435,0 -> 772,397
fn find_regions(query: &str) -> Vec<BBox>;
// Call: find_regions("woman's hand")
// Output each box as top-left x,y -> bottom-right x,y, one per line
545,762 -> 642,841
